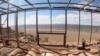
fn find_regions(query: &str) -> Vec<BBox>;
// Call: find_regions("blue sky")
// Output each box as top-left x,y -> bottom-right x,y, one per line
1,0 -> 100,27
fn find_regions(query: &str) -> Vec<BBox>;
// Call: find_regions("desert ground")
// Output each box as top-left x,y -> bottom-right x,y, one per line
0,27 -> 100,56
18,27 -> 100,45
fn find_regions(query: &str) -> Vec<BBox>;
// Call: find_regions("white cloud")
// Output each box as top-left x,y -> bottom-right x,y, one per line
23,12 -> 100,26
2,12 -> 100,27
52,15 -> 65,24
38,15 -> 50,24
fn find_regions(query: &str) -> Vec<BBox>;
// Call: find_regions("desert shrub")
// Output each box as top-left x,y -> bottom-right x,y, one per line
43,37 -> 49,42
27,35 -> 35,42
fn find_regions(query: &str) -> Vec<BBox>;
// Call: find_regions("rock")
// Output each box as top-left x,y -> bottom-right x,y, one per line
70,50 -> 82,55
26,51 -> 37,56
8,48 -> 22,56
60,51 -> 70,55
42,53 -> 59,56
89,49 -> 98,55
79,52 -> 94,56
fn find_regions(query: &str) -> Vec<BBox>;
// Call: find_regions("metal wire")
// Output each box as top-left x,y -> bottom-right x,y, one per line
24,10 -> 27,43
81,0 -> 95,10
48,0 -> 51,8
90,10 -> 93,43
25,0 -> 36,8
2,18 -> 7,25
0,15 -> 2,40
64,9 -> 67,46
0,1 -> 99,56
50,9 -> 52,33
78,10 -> 81,45
1,0 -> 23,9
36,9 -> 39,45
7,0 -> 10,41
15,8 -> 20,48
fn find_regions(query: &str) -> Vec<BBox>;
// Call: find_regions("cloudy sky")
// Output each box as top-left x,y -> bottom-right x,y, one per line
1,0 -> 100,26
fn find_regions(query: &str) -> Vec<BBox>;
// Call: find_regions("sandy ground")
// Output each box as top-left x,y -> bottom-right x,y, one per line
0,28 -> 100,56
18,28 -> 100,45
